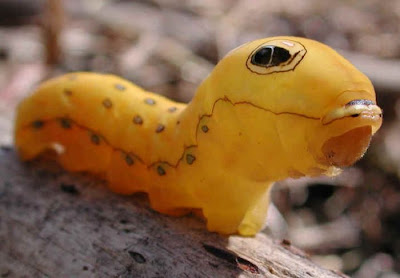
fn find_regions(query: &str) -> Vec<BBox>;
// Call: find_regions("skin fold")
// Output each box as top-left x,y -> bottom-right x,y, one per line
14,36 -> 383,235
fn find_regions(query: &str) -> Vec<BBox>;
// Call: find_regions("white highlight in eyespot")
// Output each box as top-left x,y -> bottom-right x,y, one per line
282,41 -> 294,47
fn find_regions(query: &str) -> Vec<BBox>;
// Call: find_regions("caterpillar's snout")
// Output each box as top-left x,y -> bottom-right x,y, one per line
322,99 -> 382,134
319,99 -> 382,167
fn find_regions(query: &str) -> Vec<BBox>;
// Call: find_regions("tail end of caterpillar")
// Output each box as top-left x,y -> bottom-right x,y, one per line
15,120 -> 112,173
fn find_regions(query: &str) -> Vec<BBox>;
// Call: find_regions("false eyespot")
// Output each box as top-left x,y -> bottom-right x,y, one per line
246,39 -> 307,74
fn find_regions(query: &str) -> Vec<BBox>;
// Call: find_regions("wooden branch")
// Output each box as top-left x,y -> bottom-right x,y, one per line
0,148 -> 348,278
43,0 -> 64,65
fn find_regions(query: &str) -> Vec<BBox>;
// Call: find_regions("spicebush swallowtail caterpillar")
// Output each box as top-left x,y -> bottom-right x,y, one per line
15,37 -> 382,235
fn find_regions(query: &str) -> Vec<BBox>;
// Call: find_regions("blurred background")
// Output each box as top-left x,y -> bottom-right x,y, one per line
0,0 -> 399,276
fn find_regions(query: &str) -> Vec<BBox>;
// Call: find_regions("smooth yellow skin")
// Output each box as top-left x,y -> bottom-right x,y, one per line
14,37 -> 382,235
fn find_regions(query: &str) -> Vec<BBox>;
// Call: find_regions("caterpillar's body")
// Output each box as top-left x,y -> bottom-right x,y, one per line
15,37 -> 382,235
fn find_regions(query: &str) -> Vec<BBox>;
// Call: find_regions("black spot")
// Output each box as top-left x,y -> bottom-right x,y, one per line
133,115 -> 143,125
64,89 -> 72,96
115,83 -> 126,91
32,120 -> 44,129
125,154 -> 134,166
351,114 -> 360,118
251,46 -> 291,67
168,106 -> 177,113
186,154 -> 196,165
82,266 -> 89,271
60,183 -> 79,195
102,98 -> 113,109
155,124 -> 165,133
144,98 -> 156,105
201,125 -> 209,133
91,134 -> 100,145
128,251 -> 146,264
60,118 -> 71,129
157,165 -> 166,176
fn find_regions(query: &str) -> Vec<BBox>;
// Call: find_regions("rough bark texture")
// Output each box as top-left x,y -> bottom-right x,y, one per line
0,148 -> 348,278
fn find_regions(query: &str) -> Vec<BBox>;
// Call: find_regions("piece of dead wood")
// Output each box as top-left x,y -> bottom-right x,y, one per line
0,148 -> 348,278
43,0 -> 63,65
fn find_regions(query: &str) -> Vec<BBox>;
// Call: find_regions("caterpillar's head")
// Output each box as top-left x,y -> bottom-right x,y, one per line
205,36 -> 382,176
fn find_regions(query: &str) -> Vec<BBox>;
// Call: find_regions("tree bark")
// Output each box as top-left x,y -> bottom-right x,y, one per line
0,148 -> 349,278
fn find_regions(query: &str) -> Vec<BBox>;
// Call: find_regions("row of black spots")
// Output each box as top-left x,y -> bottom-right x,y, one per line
155,154 -> 197,177
132,115 -> 166,134
144,97 -> 178,113
157,150 -> 198,176
32,118 -> 72,130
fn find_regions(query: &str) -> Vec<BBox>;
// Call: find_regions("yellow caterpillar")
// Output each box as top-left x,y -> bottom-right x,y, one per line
14,37 -> 382,235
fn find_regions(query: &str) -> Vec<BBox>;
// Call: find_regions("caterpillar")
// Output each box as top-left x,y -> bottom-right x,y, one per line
14,37 -> 382,235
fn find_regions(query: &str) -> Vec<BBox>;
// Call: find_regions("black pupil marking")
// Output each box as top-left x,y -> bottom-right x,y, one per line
251,46 -> 291,67
201,125 -> 209,133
